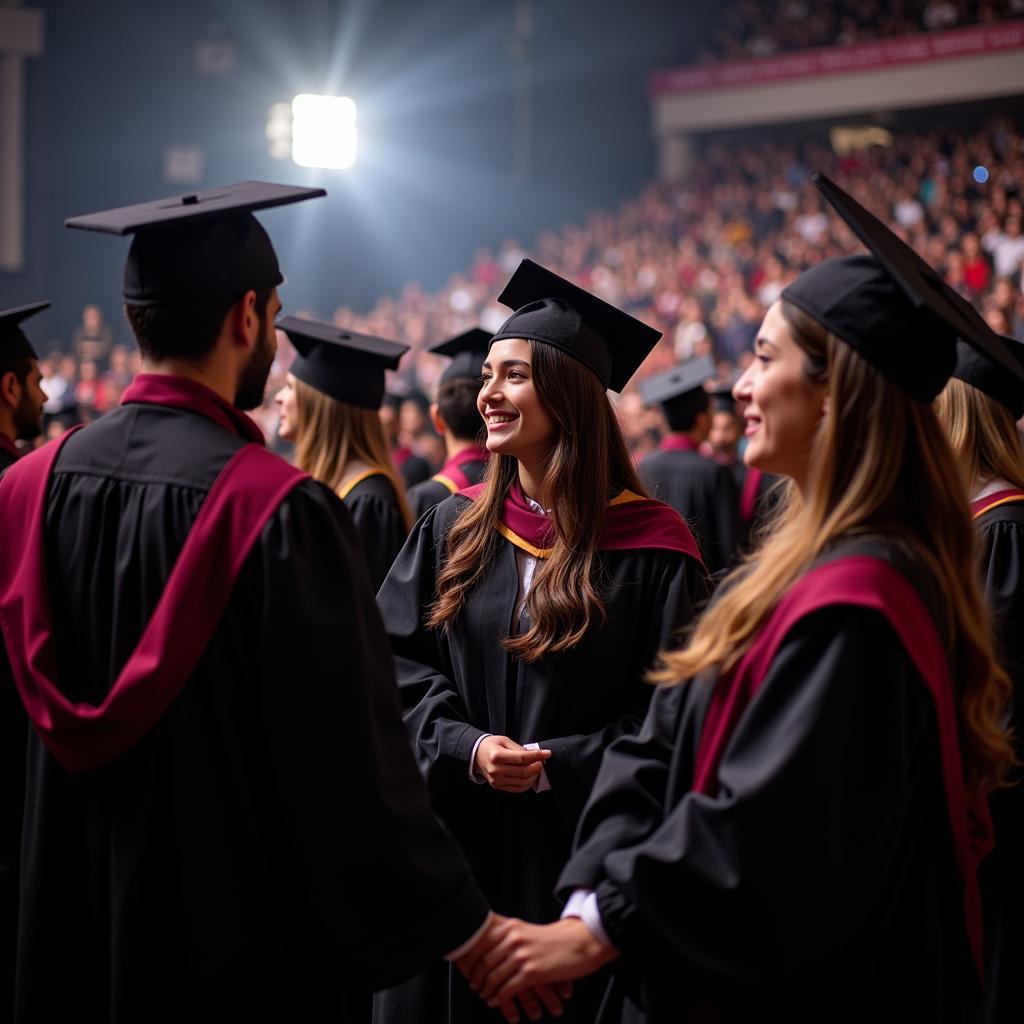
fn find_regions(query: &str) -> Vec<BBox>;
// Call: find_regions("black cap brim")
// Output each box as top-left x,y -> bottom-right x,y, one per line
280,315 -> 408,411
0,301 -> 49,362
813,171 -> 1024,383
65,181 -> 326,235
639,354 -> 716,406
493,259 -> 661,392
429,328 -> 491,386
954,335 -> 1024,419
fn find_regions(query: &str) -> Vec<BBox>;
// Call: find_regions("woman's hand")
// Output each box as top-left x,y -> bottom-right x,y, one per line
474,735 -> 551,793
453,914 -> 572,1022
466,917 -> 618,1009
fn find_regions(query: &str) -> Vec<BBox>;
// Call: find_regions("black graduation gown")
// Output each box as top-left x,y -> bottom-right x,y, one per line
731,461 -> 782,554
373,495 -> 709,1024
0,403 -> 488,1023
975,500 -> 1024,1024
0,444 -> 16,477
639,448 -> 738,572
342,471 -> 408,593
407,458 -> 489,520
558,536 -> 969,1024
398,451 -> 432,489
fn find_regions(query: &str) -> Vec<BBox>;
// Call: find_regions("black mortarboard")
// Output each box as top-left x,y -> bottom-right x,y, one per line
786,171 -> 1024,400
65,181 -> 325,307
429,328 -> 491,386
492,259 -> 662,392
953,334 -> 1024,419
783,255 -> 955,402
710,385 -> 739,416
0,302 -> 48,364
279,316 -> 408,411
638,354 -> 716,406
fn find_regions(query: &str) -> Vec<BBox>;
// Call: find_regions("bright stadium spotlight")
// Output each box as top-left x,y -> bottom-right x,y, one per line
290,93 -> 357,170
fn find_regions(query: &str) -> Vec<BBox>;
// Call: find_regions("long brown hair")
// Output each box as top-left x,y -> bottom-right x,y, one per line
428,341 -> 650,663
653,300 -> 1014,797
292,377 -> 414,531
935,377 -> 1024,493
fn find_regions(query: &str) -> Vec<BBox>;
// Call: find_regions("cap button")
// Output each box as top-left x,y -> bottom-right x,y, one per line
181,194 -> 199,205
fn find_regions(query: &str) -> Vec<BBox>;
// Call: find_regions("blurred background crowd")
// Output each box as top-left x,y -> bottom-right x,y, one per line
35,115 -> 1024,472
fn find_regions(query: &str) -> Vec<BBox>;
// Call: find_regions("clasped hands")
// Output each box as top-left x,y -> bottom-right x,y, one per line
453,914 -> 618,1023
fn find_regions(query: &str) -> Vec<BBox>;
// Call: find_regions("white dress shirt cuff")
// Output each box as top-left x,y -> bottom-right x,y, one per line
561,889 -> 615,950
523,741 -> 551,792
469,733 -> 492,783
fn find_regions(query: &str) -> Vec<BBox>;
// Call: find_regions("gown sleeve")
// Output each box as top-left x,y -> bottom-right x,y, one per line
978,517 -> 1024,729
251,481 -> 487,989
376,503 -> 487,797
539,549 -> 709,824
345,489 -> 408,595
563,605 -> 941,991
0,642 -> 26,1014
555,680 -> 695,896
709,463 -> 740,571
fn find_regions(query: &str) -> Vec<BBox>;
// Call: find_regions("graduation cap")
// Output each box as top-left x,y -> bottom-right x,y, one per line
429,328 -> 491,386
492,259 -> 662,392
65,181 -> 326,308
279,315 -> 409,411
709,385 -> 740,416
0,302 -> 49,364
782,171 -> 1024,402
953,334 -> 1024,419
638,354 -> 716,407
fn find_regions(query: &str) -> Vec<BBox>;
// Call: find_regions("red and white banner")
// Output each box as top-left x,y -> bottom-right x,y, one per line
650,19 -> 1024,96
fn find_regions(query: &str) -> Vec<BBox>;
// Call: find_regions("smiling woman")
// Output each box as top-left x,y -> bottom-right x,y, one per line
734,301 -> 828,491
372,260 -> 709,1024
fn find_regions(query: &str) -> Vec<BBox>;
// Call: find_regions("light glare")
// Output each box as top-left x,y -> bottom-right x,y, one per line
291,93 -> 357,170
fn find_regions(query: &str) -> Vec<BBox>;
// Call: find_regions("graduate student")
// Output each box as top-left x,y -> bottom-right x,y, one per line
0,182 -> 502,1023
465,174 -> 1023,1023
373,259 -> 709,1024
0,303 -> 48,476
407,328 -> 490,520
381,392 -> 433,488
275,316 -> 414,592
935,333 -> 1024,1024
707,386 -> 780,552
638,355 -> 739,572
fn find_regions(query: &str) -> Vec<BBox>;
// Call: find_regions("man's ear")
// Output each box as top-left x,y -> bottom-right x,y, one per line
227,289 -> 259,349
429,402 -> 446,435
0,369 -> 20,410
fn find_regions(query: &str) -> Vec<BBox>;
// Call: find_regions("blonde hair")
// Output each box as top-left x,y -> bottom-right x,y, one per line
934,376 -> 1024,493
292,378 -> 413,531
654,301 -> 1014,797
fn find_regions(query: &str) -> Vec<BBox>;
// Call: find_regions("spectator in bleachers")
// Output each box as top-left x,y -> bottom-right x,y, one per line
24,115 -> 1024,467
71,303 -> 113,365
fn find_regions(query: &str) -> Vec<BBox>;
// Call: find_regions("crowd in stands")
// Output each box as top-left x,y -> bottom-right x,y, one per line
35,115 -> 1024,471
691,0 -> 1024,63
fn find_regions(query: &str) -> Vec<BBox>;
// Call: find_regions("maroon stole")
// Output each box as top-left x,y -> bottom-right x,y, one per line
658,434 -> 700,454
0,374 -> 307,774
392,446 -> 412,469
432,445 -> 490,495
0,434 -> 19,461
459,479 -> 704,564
739,465 -> 763,525
692,555 -> 992,981
971,488 -> 1024,519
